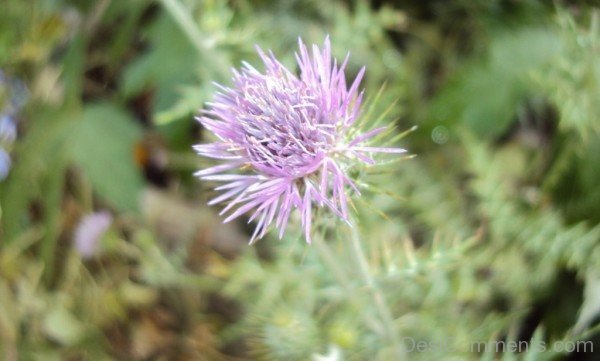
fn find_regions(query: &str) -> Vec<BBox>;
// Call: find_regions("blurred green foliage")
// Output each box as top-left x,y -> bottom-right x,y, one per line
1,0 -> 600,360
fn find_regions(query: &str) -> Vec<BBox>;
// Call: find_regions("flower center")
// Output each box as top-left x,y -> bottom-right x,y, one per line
237,74 -> 336,178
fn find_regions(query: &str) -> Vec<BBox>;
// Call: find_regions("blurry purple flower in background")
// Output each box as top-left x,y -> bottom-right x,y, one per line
74,211 -> 113,259
0,115 -> 17,179
0,115 -> 17,143
0,69 -> 27,181
0,148 -> 11,180
194,38 -> 405,244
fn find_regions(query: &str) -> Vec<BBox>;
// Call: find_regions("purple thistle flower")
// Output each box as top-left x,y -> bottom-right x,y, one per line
194,38 -> 405,244
73,211 -> 113,258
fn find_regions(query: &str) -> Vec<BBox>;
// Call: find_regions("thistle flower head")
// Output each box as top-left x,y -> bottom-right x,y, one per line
195,37 -> 405,243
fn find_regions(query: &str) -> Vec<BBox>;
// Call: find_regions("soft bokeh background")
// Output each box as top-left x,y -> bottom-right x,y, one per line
1,0 -> 600,360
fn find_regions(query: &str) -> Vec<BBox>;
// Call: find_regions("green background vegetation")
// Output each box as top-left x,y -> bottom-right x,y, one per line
1,0 -> 599,360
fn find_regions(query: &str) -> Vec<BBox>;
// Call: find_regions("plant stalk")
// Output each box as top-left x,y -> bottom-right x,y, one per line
313,222 -> 404,357
348,222 -> 404,357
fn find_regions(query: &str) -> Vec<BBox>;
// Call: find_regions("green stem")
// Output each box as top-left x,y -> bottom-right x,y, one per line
348,222 -> 404,357
314,234 -> 352,290
158,0 -> 230,80
313,234 -> 384,335
41,159 -> 67,285
314,224 -> 404,356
